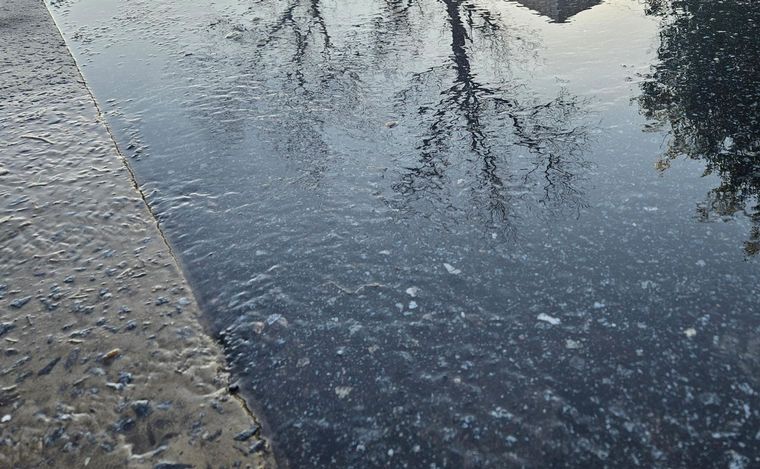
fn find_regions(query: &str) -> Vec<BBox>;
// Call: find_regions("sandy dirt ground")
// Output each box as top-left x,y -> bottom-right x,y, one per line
0,1 -> 276,467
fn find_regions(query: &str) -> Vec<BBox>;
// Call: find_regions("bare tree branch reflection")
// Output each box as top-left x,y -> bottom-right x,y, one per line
392,0 -> 591,234
195,0 -> 593,229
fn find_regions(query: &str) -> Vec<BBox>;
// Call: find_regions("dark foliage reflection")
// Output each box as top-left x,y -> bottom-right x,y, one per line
640,0 -> 760,255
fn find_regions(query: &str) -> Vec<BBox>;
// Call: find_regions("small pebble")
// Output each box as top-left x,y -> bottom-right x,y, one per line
233,424 -> 261,441
101,348 -> 121,364
9,296 -> 31,309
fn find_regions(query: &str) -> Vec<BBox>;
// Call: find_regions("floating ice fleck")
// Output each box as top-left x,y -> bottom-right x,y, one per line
723,136 -> 735,150
443,263 -> 461,275
537,313 -> 561,325
696,260 -> 706,267
565,339 -> 581,349
490,407 -> 513,419
408,301 -> 418,310
684,328 -> 697,338
405,287 -> 419,297
335,386 -> 352,399
266,313 -> 287,326
728,451 -> 749,469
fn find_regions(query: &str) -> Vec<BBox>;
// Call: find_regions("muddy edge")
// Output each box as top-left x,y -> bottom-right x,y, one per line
0,1 -> 276,467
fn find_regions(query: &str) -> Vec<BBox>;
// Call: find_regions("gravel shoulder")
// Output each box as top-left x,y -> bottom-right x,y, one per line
0,1 -> 275,467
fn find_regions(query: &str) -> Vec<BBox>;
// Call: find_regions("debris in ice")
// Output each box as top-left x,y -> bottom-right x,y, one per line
443,263 -> 461,275
379,250 -> 391,255
405,287 -> 419,297
335,386 -> 353,399
385,121 -> 398,128
684,328 -> 697,338
252,321 -> 265,334
537,313 -> 561,325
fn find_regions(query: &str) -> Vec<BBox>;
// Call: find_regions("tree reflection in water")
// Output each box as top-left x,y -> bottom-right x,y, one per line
640,0 -> 760,255
243,0 -> 592,234
390,0 -> 591,235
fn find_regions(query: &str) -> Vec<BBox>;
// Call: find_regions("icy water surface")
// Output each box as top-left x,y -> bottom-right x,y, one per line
48,0 -> 760,466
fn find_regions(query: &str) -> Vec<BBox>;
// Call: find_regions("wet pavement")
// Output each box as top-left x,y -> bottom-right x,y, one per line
45,0 -> 760,467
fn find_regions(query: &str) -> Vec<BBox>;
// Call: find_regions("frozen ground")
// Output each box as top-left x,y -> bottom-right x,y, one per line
0,0 -> 273,467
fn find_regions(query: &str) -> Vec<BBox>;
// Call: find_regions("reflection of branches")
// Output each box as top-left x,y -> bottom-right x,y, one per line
640,0 -> 760,255
216,0 -> 352,187
393,0 -> 591,233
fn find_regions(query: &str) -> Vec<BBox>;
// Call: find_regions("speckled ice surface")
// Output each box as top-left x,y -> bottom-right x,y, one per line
47,0 -> 760,466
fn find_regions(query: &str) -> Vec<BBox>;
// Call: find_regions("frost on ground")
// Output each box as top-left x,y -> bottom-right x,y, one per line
0,1 -> 274,467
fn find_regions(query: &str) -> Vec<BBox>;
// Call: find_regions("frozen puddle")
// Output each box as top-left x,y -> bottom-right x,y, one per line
47,0 -> 760,466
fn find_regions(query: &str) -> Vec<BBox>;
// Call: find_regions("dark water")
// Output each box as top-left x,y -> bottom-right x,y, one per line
48,0 -> 760,466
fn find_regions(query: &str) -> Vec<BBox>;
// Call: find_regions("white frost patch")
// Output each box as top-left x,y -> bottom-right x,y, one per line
443,263 -> 461,275
537,313 -> 561,325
